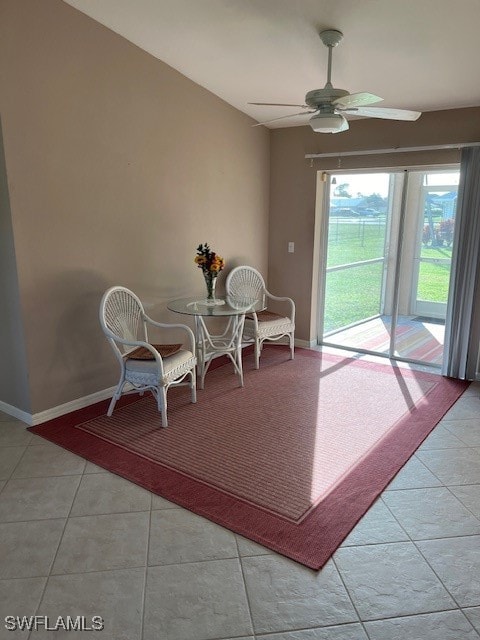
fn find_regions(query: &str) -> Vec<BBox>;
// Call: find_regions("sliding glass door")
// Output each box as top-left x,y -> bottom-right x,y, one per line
323,173 -> 394,356
319,167 -> 460,367
412,174 -> 459,319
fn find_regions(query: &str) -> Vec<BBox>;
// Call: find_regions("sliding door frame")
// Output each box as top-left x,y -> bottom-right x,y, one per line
315,164 -> 460,369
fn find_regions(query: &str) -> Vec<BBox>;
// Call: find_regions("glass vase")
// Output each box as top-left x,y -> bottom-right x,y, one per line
204,271 -> 218,305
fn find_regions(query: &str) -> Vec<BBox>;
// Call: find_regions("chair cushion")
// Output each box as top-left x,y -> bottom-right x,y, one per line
246,310 -> 285,322
127,343 -> 182,360
126,349 -> 193,373
125,349 -> 196,386
244,316 -> 294,340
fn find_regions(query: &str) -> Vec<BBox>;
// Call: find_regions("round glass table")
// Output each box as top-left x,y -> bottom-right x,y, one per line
167,296 -> 265,389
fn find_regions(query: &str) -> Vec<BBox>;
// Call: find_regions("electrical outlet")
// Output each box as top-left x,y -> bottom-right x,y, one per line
288,242 -> 295,253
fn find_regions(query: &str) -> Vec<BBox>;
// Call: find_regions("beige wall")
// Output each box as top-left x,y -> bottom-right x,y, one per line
0,0 -> 270,414
269,107 -> 480,342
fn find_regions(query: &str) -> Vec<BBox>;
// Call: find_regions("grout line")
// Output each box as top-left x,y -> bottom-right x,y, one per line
458,609 -> 480,639
1,443 -> 31,486
147,553 -> 241,569
361,603 -> 466,625
0,506 -> 151,526
139,495 -> 153,640
360,607 -> 480,629
7,470 -> 88,480
330,555 -> 371,639
441,421 -> 480,447
235,537 -> 256,639
28,564 -> 150,579
342,530 -> 480,549
415,447 -> 480,488
26,473 -> 83,640
443,484 -> 480,525
205,632 -> 258,639
389,450 -> 448,490
0,442 -> 34,449
413,537 -> 476,611
379,494 -> 467,613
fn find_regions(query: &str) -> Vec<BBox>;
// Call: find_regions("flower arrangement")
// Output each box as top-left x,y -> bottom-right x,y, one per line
194,243 -> 225,274
423,218 -> 455,247
195,243 -> 225,302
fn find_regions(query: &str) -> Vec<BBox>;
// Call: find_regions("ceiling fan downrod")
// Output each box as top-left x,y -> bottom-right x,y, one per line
319,29 -> 343,87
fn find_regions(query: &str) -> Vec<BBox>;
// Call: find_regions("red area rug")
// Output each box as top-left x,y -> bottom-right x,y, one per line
30,348 -> 467,569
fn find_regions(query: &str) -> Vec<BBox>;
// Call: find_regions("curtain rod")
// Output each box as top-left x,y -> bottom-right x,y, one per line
305,142 -> 480,160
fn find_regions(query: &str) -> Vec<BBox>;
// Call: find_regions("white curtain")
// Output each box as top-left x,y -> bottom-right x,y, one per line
443,146 -> 480,379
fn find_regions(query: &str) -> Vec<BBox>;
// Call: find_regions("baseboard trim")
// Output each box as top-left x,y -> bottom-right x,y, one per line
245,337 -> 315,349
295,338 -> 317,349
0,387 -> 117,427
0,400 -> 32,426
30,386 -> 118,426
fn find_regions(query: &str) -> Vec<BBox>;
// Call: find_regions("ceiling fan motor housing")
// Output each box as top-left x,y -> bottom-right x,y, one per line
305,88 -> 349,108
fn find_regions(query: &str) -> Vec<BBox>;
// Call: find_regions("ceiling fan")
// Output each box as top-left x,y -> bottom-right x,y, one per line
250,29 -> 421,133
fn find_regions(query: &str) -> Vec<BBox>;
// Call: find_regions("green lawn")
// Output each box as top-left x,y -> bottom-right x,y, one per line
327,219 -> 386,267
324,220 -> 452,334
324,262 -> 383,333
417,261 -> 451,302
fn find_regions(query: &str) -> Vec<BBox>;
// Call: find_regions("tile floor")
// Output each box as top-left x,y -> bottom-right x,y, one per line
1,382 -> 480,639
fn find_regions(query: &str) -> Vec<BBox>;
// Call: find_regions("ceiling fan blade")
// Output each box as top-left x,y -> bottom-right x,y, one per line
252,111 -> 315,127
249,102 -> 310,109
333,92 -> 383,108
342,106 -> 422,121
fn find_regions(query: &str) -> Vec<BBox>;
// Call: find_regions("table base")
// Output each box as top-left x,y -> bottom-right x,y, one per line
195,315 -> 245,389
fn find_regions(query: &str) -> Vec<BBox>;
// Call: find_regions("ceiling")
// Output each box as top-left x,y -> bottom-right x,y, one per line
63,0 -> 480,128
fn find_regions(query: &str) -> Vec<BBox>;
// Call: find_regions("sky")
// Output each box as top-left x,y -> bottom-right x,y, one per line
331,171 -> 460,199
332,173 -> 390,198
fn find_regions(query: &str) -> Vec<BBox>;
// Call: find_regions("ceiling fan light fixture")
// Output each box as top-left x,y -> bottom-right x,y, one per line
309,112 -> 346,133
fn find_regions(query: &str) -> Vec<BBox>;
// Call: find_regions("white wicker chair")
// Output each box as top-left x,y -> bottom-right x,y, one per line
225,266 -> 295,369
99,286 -> 196,427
